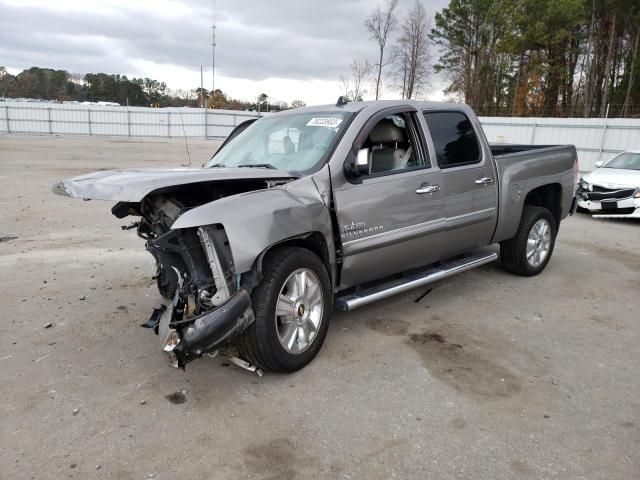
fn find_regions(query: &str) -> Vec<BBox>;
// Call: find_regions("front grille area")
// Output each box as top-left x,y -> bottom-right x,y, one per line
595,207 -> 637,215
592,185 -> 618,193
584,188 -> 636,201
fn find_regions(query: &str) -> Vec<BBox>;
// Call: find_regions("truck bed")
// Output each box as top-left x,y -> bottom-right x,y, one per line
490,144 -> 577,244
490,144 -> 563,157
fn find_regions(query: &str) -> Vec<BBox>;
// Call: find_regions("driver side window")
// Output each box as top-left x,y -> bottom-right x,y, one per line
359,113 -> 427,175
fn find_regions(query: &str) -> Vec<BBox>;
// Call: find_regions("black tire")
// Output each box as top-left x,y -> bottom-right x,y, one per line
500,205 -> 557,276
239,247 -> 333,372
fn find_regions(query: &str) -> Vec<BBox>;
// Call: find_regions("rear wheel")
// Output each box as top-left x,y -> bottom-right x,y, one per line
239,247 -> 332,372
500,205 -> 557,276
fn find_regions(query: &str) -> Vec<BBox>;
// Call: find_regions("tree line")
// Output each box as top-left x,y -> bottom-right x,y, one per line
0,66 -> 303,112
346,0 -> 640,117
0,67 -> 172,106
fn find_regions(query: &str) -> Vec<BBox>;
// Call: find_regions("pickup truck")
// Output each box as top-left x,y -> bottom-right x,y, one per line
56,99 -> 579,372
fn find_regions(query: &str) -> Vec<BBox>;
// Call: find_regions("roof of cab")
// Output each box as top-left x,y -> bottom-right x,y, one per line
272,99 -> 470,115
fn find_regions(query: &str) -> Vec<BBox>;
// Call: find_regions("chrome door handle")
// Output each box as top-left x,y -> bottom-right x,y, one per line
416,184 -> 440,194
475,177 -> 495,185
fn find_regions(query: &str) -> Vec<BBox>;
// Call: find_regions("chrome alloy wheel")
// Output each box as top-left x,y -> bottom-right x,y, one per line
275,268 -> 324,355
526,218 -> 551,267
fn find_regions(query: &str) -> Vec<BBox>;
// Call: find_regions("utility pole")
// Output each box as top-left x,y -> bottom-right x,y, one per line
200,65 -> 204,108
211,0 -> 216,108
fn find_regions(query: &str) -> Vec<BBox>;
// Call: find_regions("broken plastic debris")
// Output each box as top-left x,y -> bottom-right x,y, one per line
225,354 -> 263,377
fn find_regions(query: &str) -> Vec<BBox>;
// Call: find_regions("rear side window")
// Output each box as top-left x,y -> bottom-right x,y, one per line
423,111 -> 481,169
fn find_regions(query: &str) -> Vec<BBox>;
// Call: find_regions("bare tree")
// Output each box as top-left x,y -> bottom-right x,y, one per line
69,72 -> 86,86
599,11 -> 617,117
339,60 -> 373,101
364,0 -> 399,100
351,59 -> 373,101
339,73 -> 351,99
394,0 -> 431,99
622,30 -> 639,117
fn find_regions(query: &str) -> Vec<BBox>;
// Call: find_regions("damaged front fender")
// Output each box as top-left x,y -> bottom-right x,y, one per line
170,174 -> 335,274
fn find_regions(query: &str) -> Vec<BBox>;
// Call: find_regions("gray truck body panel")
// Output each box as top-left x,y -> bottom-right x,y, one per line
54,167 -> 296,202
492,146 -> 577,242
171,170 -> 336,274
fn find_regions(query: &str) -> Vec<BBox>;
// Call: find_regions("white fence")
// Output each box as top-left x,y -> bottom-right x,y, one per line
1,101 -> 639,171
0,101 -> 261,140
479,116 -> 640,171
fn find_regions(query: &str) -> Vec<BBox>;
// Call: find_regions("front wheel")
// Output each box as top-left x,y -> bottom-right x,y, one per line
239,247 -> 333,372
500,205 -> 557,276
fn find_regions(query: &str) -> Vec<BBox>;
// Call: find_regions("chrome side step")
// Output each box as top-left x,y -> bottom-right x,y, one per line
335,250 -> 498,311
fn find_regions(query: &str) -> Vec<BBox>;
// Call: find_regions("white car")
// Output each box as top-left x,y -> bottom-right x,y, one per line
578,151 -> 640,218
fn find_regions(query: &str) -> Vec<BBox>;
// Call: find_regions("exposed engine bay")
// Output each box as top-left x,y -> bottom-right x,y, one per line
111,179 -> 286,368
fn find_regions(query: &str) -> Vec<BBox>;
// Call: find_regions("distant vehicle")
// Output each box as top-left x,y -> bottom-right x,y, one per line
578,151 -> 640,218
56,100 -> 578,373
79,101 -> 121,107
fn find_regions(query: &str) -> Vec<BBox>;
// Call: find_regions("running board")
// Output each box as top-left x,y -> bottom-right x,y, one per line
335,250 -> 498,311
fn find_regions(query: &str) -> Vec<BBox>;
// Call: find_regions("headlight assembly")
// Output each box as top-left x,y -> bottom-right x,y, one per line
579,177 -> 590,191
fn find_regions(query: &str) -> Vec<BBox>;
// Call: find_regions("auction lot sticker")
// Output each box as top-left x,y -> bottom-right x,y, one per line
306,117 -> 343,128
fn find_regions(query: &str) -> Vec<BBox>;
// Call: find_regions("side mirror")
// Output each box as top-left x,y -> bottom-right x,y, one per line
345,148 -> 370,182
355,148 -> 370,175
595,161 -> 604,168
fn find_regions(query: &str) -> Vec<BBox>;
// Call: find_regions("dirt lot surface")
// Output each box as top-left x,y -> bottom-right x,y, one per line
1,134 -> 639,480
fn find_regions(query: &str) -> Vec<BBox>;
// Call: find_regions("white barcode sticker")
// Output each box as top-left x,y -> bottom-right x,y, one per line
306,117 -> 343,128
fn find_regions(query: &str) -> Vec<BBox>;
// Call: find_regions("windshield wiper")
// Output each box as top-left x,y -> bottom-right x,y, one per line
208,163 -> 226,168
237,163 -> 277,169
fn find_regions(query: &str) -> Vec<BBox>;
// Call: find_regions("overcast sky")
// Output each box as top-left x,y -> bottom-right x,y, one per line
0,0 -> 450,105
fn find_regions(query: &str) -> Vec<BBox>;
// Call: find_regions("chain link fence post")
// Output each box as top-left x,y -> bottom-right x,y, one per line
4,105 -> 10,133
529,123 -> 537,144
204,108 -> 208,139
597,104 -> 610,165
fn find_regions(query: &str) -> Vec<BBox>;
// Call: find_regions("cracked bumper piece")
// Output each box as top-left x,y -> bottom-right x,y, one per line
578,195 -> 640,218
162,289 -> 252,368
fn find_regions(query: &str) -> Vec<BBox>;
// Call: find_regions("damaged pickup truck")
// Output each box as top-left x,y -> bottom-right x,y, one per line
56,100 -> 579,372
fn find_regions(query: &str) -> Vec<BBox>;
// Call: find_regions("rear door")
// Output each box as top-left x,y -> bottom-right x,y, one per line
421,110 -> 498,256
333,109 -> 446,288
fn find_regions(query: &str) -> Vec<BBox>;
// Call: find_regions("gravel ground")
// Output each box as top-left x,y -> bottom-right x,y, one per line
0,134 -> 639,480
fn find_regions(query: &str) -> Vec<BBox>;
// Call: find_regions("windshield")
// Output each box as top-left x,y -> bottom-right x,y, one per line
604,152 -> 640,171
207,111 -> 352,173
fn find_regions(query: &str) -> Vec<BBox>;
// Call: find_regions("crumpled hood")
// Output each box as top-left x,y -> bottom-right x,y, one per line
584,168 -> 640,189
54,167 -> 296,202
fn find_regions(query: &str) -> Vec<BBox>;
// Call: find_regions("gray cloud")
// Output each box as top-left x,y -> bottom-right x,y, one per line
0,0 -> 448,86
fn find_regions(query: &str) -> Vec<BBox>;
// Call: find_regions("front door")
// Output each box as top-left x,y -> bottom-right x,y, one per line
332,110 -> 446,288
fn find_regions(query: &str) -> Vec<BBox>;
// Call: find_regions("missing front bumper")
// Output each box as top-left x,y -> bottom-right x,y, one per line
160,289 -> 253,368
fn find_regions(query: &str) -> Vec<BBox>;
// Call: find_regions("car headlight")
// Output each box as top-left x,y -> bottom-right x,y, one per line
579,177 -> 590,190
634,190 -> 640,198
